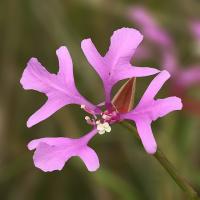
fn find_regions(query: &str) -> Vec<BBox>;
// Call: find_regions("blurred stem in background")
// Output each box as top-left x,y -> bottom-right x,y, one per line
121,121 -> 200,200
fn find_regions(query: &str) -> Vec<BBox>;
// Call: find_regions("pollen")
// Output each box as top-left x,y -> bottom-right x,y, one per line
97,122 -> 111,135
85,116 -> 90,121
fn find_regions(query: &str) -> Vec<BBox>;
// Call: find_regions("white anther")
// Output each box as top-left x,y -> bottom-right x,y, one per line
98,130 -> 106,135
96,120 -> 100,125
81,105 -> 86,109
103,122 -> 109,127
85,116 -> 90,121
97,122 -> 111,135
97,123 -> 104,130
105,126 -> 111,132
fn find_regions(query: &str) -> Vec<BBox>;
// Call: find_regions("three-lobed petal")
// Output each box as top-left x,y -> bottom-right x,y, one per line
21,28 -> 184,172
20,46 -> 98,127
121,71 -> 183,154
28,129 -> 99,172
81,28 -> 159,103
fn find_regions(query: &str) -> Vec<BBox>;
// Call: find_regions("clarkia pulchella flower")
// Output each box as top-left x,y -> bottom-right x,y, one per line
20,28 -> 182,172
128,7 -> 200,98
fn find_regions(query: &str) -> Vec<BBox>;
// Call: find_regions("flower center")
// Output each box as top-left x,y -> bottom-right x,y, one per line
81,104 -> 120,135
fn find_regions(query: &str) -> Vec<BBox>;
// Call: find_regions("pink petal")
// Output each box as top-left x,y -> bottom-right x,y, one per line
120,71 -> 183,154
20,46 -> 97,127
104,28 -> 159,84
134,97 -> 182,121
104,28 -> 143,67
150,97 -> 182,120
121,97 -> 182,154
81,39 -> 106,81
82,28 -> 159,103
56,46 -> 74,84
28,129 -> 99,172
28,137 -> 73,150
33,142 -> 71,172
112,65 -> 159,84
26,96 -> 68,128
138,70 -> 170,105
78,147 -> 100,171
134,119 -> 157,154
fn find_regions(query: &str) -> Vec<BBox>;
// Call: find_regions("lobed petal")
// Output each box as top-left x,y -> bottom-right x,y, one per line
78,146 -> 100,171
138,70 -> 170,105
28,137 -> 73,150
112,65 -> 159,84
82,28 -> 159,103
20,46 -> 97,127
81,39 -> 106,80
33,142 -> 71,172
28,129 -> 99,172
121,71 -> 183,154
104,28 -> 143,68
130,97 -> 183,122
135,119 -> 157,154
56,46 -> 74,84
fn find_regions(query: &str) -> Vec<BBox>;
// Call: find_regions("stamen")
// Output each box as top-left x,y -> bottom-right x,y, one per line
84,115 -> 95,125
81,104 -> 95,115
85,116 -> 90,121
96,121 -> 111,135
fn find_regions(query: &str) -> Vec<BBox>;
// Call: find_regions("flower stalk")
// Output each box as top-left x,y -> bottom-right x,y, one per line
121,121 -> 200,200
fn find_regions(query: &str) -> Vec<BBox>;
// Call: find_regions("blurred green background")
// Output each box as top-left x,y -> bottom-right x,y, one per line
0,0 -> 200,199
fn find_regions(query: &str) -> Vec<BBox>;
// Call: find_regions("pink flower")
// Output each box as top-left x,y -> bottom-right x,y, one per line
127,6 -> 172,48
21,28 -> 182,172
128,6 -> 200,108
161,50 -> 200,99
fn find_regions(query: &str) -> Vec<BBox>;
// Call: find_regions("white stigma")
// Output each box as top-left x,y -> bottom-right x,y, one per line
96,121 -> 111,135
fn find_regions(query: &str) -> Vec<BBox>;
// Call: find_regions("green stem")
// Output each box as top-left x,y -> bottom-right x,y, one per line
120,121 -> 200,200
